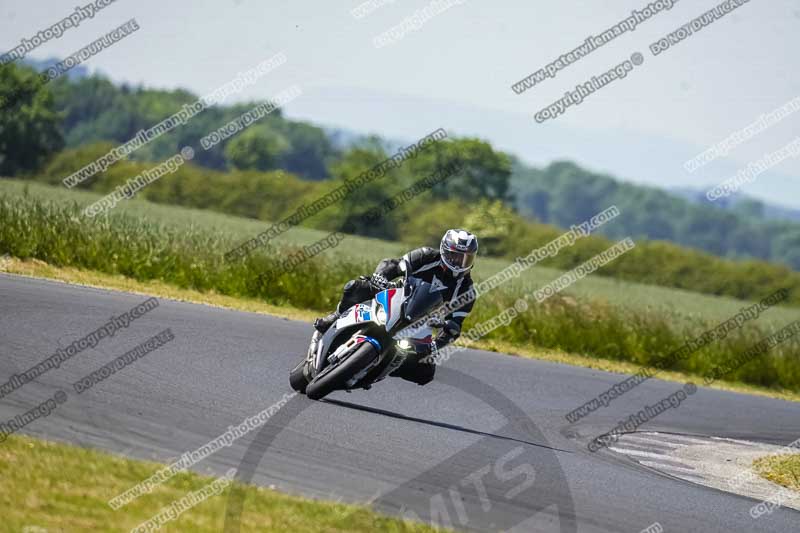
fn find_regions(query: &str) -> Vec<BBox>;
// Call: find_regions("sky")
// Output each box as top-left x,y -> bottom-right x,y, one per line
2,0 -> 799,208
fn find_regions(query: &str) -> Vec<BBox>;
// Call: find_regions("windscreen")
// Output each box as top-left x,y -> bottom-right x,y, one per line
403,277 -> 443,322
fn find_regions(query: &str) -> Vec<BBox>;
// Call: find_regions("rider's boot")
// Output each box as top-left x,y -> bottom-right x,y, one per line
313,310 -> 340,334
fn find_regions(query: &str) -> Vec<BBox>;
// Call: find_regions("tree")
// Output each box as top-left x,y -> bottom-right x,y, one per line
37,141 -> 120,188
277,121 -> 337,180
400,199 -> 470,247
773,230 -> 800,270
320,146 -> 400,239
224,127 -> 289,172
462,199 -> 519,256
407,138 -> 513,203
0,64 -> 64,175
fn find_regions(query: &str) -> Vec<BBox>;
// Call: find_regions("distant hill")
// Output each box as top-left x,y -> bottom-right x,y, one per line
283,85 -> 800,211
23,57 -> 90,81
670,187 -> 800,224
511,159 -> 800,271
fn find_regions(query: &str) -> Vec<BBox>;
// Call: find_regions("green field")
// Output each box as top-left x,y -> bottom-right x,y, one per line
3,178 -> 797,328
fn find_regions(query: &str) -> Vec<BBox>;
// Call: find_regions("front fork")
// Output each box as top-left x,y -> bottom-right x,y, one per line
304,330 -> 322,379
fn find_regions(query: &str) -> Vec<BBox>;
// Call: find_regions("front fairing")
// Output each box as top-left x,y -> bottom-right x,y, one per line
373,287 -> 405,332
373,277 -> 442,342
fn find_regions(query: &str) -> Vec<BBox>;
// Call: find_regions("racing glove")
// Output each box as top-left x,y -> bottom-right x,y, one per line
431,319 -> 461,351
368,273 -> 397,291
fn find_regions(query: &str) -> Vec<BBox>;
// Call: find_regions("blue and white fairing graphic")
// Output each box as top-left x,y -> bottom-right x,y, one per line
374,288 -> 405,331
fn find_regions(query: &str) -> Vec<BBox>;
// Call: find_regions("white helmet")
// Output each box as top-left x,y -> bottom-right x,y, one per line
440,229 -> 478,274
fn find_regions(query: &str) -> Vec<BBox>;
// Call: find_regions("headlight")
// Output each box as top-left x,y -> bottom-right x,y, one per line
375,306 -> 387,325
397,339 -> 412,350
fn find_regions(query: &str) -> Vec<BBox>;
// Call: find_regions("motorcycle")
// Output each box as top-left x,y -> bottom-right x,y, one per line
289,270 -> 443,400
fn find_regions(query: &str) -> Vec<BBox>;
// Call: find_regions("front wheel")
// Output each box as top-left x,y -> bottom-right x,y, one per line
305,342 -> 379,400
289,360 -> 310,394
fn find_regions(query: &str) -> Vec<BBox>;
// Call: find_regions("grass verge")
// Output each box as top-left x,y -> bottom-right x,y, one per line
0,433 -> 440,532
3,256 -> 799,404
754,453 -> 800,493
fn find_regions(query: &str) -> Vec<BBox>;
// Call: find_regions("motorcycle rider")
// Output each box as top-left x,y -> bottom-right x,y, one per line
313,229 -> 478,386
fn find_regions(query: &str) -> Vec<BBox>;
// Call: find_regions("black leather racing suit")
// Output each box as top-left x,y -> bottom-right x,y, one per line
335,247 -> 475,385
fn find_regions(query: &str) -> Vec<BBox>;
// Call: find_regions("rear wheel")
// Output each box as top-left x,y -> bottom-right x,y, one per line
306,342 -> 379,400
289,360 -> 310,394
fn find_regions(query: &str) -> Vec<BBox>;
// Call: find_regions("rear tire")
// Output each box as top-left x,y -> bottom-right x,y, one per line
306,342 -> 378,400
289,360 -> 310,394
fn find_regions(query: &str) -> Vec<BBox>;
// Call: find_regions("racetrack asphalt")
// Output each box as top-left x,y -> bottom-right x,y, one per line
1,273 -> 798,532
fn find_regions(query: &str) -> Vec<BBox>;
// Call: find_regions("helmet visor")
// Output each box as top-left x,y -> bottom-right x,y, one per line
441,247 -> 476,271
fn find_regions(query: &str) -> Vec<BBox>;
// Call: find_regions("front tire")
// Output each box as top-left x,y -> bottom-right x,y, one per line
305,342 -> 379,400
289,360 -> 310,394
